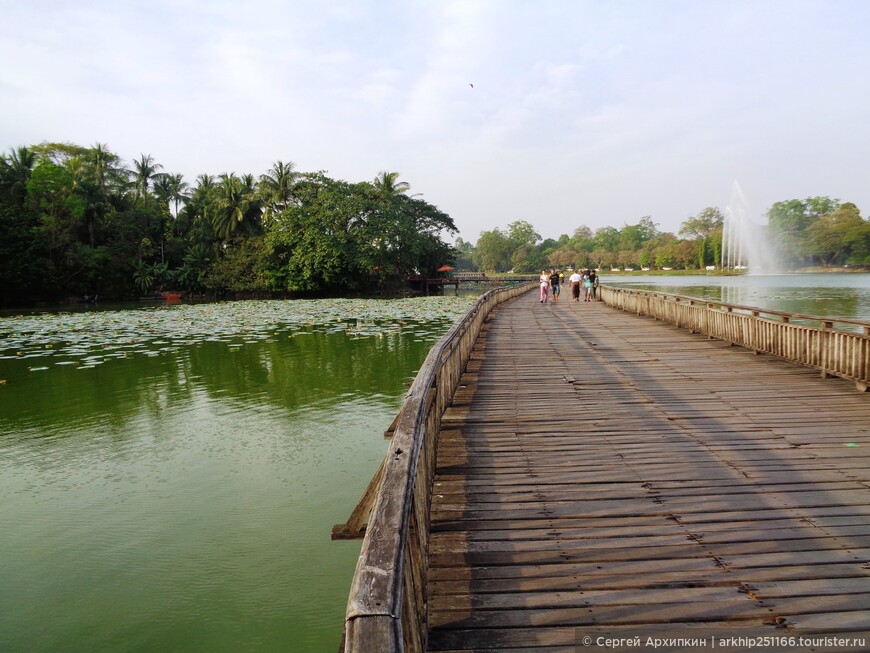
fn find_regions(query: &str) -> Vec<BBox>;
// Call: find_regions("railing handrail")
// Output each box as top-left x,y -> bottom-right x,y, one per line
342,282 -> 536,652
599,285 -> 870,391
602,285 -> 870,332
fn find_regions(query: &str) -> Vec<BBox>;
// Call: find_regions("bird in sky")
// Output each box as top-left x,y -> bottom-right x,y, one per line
469,83 -> 474,88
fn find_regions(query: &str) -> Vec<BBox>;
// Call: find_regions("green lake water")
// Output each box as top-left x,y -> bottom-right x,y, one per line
0,296 -> 476,653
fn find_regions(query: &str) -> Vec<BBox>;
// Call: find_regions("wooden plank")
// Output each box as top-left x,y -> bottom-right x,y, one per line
426,291 -> 870,649
429,563 -> 870,594
428,601 -> 769,629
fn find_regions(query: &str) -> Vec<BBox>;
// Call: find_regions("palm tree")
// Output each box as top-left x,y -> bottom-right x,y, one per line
212,173 -> 260,241
373,171 -> 411,196
259,160 -> 297,220
132,154 -> 163,203
167,173 -> 189,217
0,146 -> 36,202
88,143 -> 119,199
152,174 -> 174,213
82,143 -> 123,244
240,174 -> 263,233
63,155 -> 85,183
185,174 -> 216,234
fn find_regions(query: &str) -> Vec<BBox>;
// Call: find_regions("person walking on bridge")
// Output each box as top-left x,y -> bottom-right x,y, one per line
539,270 -> 550,303
549,269 -> 562,303
568,270 -> 582,302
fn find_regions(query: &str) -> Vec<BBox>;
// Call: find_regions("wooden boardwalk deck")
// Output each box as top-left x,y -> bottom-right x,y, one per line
428,289 -> 870,651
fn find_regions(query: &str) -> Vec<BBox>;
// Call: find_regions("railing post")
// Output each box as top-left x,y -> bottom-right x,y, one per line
820,321 -> 833,378
749,311 -> 760,354
859,327 -> 870,392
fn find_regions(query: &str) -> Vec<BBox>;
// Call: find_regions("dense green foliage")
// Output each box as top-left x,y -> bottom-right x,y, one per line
471,216 -> 714,272
0,144 -> 457,306
467,201 -> 870,273
4,141 -> 867,307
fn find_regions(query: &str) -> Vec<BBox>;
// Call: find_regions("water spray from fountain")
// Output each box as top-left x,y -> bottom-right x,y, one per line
721,180 -> 781,275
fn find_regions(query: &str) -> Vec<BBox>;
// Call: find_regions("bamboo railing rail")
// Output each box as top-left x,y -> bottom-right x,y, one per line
599,285 -> 870,392
341,282 -> 535,653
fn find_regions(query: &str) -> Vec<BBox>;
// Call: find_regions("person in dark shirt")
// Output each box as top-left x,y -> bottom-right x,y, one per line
549,269 -> 561,303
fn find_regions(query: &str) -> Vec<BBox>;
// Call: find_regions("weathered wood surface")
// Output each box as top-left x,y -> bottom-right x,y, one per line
428,289 -> 870,651
343,282 -> 536,653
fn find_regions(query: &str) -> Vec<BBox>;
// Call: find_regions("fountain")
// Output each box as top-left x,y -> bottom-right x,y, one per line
721,181 -> 780,274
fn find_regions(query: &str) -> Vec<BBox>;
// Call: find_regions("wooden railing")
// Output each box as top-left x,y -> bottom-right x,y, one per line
599,286 -> 870,392
340,282 -> 535,652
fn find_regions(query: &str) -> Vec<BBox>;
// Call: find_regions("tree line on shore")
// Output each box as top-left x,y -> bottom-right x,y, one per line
0,143 -> 457,307
3,142 -> 869,308
458,199 -> 870,274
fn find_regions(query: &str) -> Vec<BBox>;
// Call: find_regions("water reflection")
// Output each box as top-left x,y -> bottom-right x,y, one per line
0,297 -> 475,653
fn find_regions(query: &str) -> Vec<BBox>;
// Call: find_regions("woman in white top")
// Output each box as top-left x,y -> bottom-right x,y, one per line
539,270 -> 550,303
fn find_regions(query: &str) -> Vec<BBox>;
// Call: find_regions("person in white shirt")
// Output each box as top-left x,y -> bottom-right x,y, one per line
568,271 -> 582,302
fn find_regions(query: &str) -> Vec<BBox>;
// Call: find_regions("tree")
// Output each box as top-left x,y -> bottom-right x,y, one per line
548,247 -> 582,269
510,246 -> 547,273
569,225 -> 594,252
473,228 -> 511,272
264,172 -> 455,292
619,217 -> 659,252
592,227 -> 619,254
505,218 -> 541,271
166,174 -> 190,217
655,245 -> 677,269
0,146 -> 36,202
204,236 -> 268,294
507,220 -> 541,249
212,173 -> 262,241
806,203 -> 870,266
174,243 -> 211,292
0,147 -> 43,304
187,174 -> 215,225
637,216 -> 661,241
373,171 -> 411,197
259,160 -> 297,221
454,237 -> 476,270
680,207 -> 723,268
131,154 -> 162,203
388,195 -> 457,275
768,197 -> 840,266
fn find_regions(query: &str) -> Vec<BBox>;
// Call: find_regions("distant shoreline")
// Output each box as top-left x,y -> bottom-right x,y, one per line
597,267 -> 870,276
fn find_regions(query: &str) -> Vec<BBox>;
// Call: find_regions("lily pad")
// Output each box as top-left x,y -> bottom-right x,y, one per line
0,296 -> 479,370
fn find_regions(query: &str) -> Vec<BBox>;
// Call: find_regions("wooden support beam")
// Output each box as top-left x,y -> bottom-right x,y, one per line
332,457 -> 387,540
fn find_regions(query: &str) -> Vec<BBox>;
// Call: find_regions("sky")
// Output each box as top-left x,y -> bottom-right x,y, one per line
2,0 -> 869,242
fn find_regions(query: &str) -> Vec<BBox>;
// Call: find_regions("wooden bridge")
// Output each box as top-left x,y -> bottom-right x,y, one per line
337,284 -> 870,651
409,274 -> 539,295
